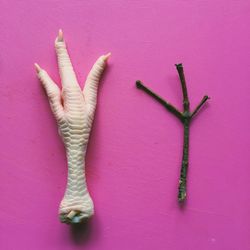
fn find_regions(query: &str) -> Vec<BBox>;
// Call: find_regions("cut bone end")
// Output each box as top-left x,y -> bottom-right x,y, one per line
66,210 -> 77,219
60,210 -> 93,224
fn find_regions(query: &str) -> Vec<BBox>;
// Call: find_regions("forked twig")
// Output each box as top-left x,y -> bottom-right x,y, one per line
136,64 -> 209,202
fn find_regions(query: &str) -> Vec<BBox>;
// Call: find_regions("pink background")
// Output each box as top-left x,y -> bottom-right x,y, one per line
1,0 -> 250,249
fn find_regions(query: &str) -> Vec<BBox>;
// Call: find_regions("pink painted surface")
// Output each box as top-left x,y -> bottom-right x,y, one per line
0,0 -> 250,249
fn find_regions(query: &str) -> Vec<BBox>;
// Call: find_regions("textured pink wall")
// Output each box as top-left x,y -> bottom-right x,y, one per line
0,0 -> 250,249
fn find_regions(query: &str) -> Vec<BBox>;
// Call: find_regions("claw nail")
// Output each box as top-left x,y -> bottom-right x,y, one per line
103,52 -> 111,61
34,63 -> 41,73
57,29 -> 64,42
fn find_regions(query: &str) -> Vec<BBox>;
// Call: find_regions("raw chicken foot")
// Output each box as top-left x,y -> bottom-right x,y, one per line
35,30 -> 110,224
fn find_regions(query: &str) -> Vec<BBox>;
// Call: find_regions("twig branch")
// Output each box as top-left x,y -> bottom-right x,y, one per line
191,95 -> 210,118
175,64 -> 190,112
136,64 -> 209,202
136,80 -> 183,121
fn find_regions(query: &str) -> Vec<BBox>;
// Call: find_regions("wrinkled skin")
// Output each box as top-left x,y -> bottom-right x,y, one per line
35,30 -> 110,224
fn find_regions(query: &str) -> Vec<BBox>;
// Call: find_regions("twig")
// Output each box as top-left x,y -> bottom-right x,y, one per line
191,95 -> 210,118
136,64 -> 209,202
136,81 -> 183,121
175,64 -> 190,112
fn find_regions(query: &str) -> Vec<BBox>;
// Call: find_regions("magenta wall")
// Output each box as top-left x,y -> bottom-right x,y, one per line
1,1 -> 250,249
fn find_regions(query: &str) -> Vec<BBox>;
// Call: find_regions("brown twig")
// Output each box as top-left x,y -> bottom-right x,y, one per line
136,64 -> 209,202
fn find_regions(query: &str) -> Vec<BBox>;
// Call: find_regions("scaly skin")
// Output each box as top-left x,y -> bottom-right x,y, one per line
35,30 -> 110,224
